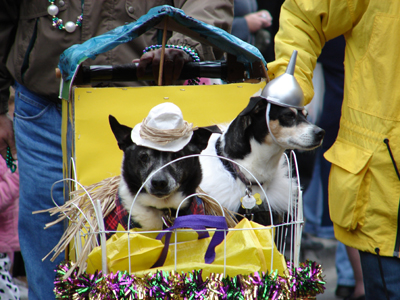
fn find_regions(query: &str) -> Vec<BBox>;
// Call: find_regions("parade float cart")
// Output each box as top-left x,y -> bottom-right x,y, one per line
45,5 -> 325,299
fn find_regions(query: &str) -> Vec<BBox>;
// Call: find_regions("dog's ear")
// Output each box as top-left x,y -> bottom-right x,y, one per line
239,97 -> 266,117
201,125 -> 222,134
232,97 -> 267,130
189,126 -> 219,152
109,115 -> 133,151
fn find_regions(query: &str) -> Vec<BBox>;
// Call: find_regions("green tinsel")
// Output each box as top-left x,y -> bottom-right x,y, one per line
54,261 -> 325,300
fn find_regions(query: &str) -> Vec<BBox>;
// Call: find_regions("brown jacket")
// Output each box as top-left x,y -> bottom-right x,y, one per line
0,0 -> 233,113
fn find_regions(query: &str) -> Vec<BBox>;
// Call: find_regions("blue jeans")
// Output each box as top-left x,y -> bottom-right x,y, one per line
336,242 -> 355,287
359,251 -> 400,300
303,149 -> 334,239
14,83 -> 64,300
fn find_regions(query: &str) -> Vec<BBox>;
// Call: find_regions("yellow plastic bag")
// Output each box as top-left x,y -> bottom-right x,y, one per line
86,224 -> 202,274
86,218 -> 286,277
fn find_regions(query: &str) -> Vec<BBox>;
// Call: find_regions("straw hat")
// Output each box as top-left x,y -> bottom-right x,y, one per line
131,102 -> 194,152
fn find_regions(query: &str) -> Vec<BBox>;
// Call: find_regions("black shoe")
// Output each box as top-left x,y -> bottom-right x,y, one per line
335,285 -> 355,298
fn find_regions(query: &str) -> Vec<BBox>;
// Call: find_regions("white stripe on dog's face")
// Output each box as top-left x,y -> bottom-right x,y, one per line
142,156 -> 179,197
267,107 -> 324,150
119,176 -> 187,230
268,120 -> 323,150
122,146 -> 186,198
120,148 -> 190,207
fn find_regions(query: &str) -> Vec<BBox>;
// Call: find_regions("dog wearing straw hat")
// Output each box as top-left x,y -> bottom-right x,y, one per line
106,102 -> 217,231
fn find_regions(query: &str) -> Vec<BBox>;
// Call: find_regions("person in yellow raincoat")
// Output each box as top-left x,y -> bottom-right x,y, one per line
267,1 -> 400,299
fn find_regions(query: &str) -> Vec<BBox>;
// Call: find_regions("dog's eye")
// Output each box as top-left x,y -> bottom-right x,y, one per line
139,153 -> 149,163
283,111 -> 296,119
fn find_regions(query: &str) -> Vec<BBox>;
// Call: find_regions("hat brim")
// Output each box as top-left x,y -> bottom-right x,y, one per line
131,123 -> 193,152
266,96 -> 304,110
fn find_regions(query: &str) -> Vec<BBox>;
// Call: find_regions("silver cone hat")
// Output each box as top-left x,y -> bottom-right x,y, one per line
261,50 -> 304,109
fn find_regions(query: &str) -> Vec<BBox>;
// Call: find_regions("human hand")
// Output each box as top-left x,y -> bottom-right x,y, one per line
244,10 -> 273,33
135,48 -> 193,85
0,113 -> 16,161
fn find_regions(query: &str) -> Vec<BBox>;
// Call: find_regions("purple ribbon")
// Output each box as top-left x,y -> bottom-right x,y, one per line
151,215 -> 228,268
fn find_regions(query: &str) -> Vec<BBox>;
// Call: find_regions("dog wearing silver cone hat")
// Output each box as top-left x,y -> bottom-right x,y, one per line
199,51 -> 325,225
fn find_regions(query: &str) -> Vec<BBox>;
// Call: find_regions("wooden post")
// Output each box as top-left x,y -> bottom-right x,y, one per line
158,17 -> 169,86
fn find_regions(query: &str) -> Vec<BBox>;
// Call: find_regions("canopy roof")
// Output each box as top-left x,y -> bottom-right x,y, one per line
58,5 -> 267,81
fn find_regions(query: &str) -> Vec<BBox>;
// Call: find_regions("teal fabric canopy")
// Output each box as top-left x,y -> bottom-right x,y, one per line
58,5 -> 267,81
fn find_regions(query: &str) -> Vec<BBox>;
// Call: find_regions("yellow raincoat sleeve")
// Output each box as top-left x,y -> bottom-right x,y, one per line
267,0 -> 356,104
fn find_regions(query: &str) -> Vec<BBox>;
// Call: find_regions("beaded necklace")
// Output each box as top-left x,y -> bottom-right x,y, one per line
6,146 -> 16,173
47,0 -> 83,33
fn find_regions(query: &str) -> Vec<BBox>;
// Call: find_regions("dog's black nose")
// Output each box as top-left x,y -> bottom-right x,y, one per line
314,127 -> 325,140
151,179 -> 168,191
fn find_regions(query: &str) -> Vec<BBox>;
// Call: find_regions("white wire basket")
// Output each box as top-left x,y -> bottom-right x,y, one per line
45,151 -> 325,299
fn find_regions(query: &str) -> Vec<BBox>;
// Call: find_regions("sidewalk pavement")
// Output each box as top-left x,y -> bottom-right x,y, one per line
302,237 -> 339,300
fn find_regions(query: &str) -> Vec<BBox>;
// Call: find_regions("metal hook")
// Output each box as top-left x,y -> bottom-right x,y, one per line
245,185 -> 252,197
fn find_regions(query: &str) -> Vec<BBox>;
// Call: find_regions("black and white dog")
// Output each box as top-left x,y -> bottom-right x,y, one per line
199,97 -> 325,223
108,103 -> 216,231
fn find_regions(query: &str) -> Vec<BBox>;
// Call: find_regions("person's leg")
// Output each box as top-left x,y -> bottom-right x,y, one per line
302,150 -> 323,236
335,242 -> 355,296
359,250 -> 400,300
346,246 -> 364,298
314,153 -> 335,239
14,83 -> 64,300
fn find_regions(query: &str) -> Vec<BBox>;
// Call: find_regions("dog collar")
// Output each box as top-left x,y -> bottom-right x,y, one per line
159,195 -> 205,228
144,206 -> 177,228
160,207 -> 176,228
215,139 -> 263,218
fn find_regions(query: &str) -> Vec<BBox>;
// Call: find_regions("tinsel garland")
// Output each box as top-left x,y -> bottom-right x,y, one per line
54,260 -> 325,299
